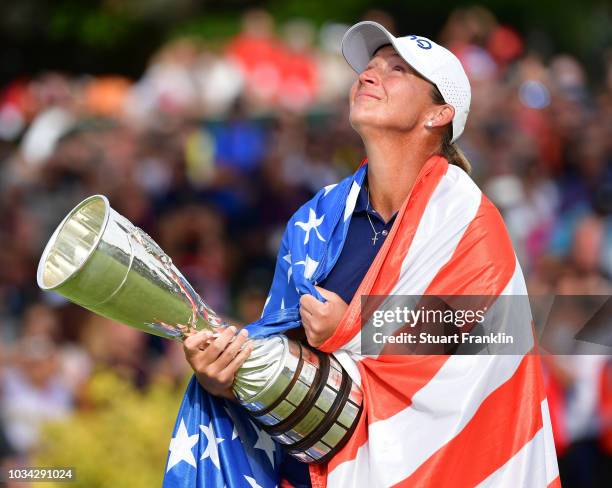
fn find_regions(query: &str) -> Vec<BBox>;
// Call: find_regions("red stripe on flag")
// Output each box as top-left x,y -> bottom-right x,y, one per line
307,463 -> 328,488
547,475 -> 562,488
358,355 -> 449,423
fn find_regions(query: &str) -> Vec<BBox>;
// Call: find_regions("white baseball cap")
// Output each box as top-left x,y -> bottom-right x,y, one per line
342,21 -> 471,142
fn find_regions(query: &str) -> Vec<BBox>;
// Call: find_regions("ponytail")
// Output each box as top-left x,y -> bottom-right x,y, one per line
430,86 -> 472,174
440,127 -> 472,174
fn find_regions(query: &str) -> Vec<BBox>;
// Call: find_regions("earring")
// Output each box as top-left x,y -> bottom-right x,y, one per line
426,121 -> 433,128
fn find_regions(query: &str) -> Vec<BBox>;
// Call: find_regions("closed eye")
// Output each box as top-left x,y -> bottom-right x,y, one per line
393,65 -> 406,72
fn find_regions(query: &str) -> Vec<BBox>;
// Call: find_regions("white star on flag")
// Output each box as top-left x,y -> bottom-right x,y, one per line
200,422 -> 225,469
283,253 -> 293,283
323,183 -> 337,196
251,422 -> 276,467
244,475 -> 264,488
295,208 -> 326,244
166,419 -> 199,472
295,254 -> 319,280
261,295 -> 271,317
344,181 -> 361,221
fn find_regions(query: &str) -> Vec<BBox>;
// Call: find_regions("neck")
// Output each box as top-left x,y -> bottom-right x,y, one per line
362,129 -> 438,222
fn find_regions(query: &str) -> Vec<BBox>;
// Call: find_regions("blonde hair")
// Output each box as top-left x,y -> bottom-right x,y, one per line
430,86 -> 471,174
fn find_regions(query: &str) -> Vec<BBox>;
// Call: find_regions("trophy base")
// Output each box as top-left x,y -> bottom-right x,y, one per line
240,339 -> 363,463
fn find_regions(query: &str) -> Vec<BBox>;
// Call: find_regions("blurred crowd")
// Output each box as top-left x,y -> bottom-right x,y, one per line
0,6 -> 611,487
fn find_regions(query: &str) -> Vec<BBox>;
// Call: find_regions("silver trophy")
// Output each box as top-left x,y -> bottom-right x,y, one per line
37,195 -> 362,463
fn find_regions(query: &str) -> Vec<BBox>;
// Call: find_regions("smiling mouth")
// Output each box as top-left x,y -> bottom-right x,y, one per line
356,93 -> 381,100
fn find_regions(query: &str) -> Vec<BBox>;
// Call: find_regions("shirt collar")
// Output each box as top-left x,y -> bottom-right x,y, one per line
354,181 -> 370,213
354,174 -> 398,223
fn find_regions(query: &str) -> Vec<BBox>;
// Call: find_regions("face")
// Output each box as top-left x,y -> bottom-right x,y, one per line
349,45 -> 436,135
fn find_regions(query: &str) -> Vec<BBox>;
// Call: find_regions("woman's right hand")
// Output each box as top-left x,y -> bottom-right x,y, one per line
183,326 -> 253,401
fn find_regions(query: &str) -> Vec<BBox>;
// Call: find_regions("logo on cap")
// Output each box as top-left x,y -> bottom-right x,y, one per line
408,35 -> 432,50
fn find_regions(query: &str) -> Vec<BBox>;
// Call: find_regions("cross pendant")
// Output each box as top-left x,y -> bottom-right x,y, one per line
371,232 -> 380,245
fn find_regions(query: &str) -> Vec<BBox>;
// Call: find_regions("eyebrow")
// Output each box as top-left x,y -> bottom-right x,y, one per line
368,48 -> 410,66
368,52 -> 412,71
370,48 -> 407,64
367,47 -> 420,76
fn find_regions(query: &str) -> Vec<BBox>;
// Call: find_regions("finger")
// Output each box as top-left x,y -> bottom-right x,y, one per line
315,286 -> 347,305
302,322 -> 320,347
183,330 -> 213,353
300,294 -> 323,315
299,304 -> 313,321
216,328 -> 249,369
223,341 -> 253,376
307,335 -> 323,347
202,326 -> 237,363
300,311 -> 312,330
301,318 -> 321,345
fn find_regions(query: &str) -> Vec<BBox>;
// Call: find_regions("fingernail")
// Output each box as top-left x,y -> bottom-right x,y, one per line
229,326 -> 237,333
239,328 -> 249,337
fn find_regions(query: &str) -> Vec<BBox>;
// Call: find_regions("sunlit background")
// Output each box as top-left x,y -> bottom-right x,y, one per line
0,1 -> 611,486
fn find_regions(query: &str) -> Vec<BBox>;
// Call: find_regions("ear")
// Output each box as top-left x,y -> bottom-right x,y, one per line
425,104 -> 455,129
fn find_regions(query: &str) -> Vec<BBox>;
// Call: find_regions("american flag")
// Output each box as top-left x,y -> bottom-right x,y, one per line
164,155 -> 559,487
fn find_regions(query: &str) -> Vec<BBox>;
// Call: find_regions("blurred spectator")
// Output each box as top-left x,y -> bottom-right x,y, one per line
0,335 -> 72,454
226,10 -> 284,109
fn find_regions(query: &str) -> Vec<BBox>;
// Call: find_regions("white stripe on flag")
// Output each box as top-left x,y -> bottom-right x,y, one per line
542,398 -> 561,484
332,349 -> 362,387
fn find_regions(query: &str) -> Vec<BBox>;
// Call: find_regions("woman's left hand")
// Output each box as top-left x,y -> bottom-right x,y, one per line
299,286 -> 349,347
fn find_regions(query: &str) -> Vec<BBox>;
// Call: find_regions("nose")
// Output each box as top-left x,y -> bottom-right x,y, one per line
358,66 -> 380,86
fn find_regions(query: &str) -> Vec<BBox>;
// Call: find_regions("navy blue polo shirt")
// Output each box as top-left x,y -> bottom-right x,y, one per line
318,179 -> 397,303
280,177 -> 397,487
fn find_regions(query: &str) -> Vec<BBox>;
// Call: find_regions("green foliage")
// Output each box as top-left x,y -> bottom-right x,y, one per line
48,2 -> 136,47
266,0 -> 371,25
170,13 -> 242,43
34,371 -> 187,488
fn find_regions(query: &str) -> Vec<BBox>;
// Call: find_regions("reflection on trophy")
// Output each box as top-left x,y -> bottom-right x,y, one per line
36,195 -> 362,463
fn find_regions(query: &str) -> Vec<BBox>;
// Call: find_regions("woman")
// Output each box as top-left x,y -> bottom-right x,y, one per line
180,21 -> 559,487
